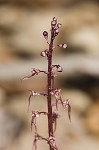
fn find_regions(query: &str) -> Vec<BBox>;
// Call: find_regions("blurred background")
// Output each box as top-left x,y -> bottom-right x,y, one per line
0,0 -> 99,150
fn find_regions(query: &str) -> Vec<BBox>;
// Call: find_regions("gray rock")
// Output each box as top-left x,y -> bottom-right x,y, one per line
0,108 -> 23,149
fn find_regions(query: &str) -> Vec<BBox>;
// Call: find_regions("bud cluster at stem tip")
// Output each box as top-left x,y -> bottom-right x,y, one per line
41,17 -> 67,58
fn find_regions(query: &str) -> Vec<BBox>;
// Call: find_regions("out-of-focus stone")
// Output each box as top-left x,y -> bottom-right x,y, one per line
0,2 -> 99,60
0,108 -> 23,149
0,88 -> 6,105
0,5 -> 64,56
61,2 -> 99,56
0,0 -> 83,8
84,102 -> 99,136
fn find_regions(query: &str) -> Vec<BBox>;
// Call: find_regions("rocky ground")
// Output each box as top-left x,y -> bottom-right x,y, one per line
0,0 -> 99,150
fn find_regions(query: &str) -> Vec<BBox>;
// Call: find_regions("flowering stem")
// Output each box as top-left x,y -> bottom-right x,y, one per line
23,17 -> 70,150
47,28 -> 54,150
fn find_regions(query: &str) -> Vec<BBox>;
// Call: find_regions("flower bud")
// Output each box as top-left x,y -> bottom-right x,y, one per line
58,44 -> 67,48
53,17 -> 57,21
40,49 -> 48,57
41,51 -> 46,57
57,66 -> 63,72
55,29 -> 59,36
57,23 -> 62,28
31,91 -> 40,96
43,31 -> 48,40
51,20 -> 56,26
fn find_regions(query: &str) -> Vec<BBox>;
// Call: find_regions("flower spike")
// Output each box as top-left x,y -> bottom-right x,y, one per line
23,17 -> 71,150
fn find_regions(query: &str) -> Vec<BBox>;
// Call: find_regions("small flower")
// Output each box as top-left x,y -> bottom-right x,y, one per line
22,69 -> 37,80
52,64 -> 63,72
47,136 -> 58,150
51,17 -> 57,28
28,91 -> 40,111
50,88 -> 63,110
41,51 -> 46,57
40,49 -> 49,57
57,66 -> 63,72
54,29 -> 59,36
51,20 -> 57,27
57,23 -> 62,28
53,17 -> 57,21
22,69 -> 40,80
31,111 -> 47,131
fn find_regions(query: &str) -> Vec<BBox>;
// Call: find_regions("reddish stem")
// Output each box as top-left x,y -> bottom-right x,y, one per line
47,28 -> 54,150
